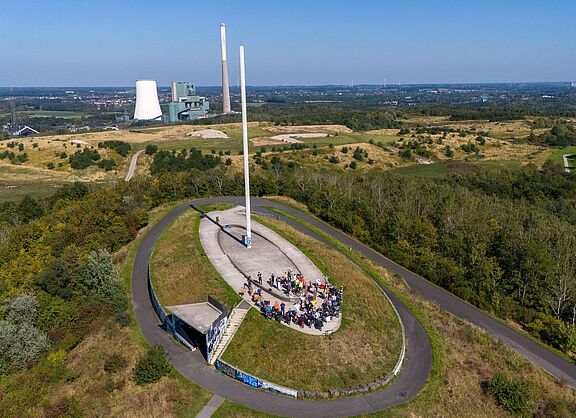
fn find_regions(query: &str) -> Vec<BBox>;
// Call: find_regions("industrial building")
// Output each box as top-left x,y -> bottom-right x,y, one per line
167,81 -> 209,123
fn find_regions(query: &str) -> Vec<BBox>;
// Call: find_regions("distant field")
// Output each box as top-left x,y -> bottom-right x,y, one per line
0,110 -> 88,119
389,159 -> 523,178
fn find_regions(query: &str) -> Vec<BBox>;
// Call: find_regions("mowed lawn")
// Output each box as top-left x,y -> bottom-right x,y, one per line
151,207 -> 241,310
221,217 -> 403,392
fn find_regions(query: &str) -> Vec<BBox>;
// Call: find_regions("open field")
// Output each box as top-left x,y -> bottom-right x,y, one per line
1,110 -> 88,119
0,117 -> 569,201
221,216 -> 403,392
265,200 -> 576,417
151,206 -> 241,310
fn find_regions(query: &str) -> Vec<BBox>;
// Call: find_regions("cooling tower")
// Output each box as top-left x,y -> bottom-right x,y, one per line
220,23 -> 232,114
134,80 -> 162,120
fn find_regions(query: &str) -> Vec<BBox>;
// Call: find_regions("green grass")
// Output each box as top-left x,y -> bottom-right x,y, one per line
547,146 -> 576,166
212,399 -> 277,418
388,159 -> 522,178
221,215 -> 402,392
150,205 -> 241,309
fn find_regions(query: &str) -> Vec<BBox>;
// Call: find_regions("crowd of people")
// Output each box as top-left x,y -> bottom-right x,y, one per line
239,270 -> 343,331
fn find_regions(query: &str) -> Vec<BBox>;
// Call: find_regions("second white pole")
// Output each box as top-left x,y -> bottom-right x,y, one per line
239,45 -> 252,248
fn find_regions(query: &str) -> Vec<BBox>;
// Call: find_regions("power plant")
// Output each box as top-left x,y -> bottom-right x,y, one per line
220,23 -> 232,114
168,81 -> 209,123
133,80 -> 162,121
133,23 -> 231,123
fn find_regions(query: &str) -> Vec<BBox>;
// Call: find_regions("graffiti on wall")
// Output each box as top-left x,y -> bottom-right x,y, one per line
215,360 -> 297,397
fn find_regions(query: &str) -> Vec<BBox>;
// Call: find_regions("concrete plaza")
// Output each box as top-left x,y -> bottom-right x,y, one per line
199,206 -> 341,335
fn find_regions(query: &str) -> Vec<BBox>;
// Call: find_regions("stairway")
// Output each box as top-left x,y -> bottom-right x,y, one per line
210,301 -> 250,364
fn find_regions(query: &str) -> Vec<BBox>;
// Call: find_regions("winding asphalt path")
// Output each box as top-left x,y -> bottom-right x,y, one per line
132,197 -> 432,417
132,196 -> 576,416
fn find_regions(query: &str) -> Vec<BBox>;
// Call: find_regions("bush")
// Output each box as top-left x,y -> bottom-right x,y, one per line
69,148 -> 100,169
484,373 -> 531,416
400,149 -> 412,159
98,140 -> 131,157
146,144 -> 158,155
97,159 -> 116,171
132,345 -> 171,384
47,162 -> 55,170
103,353 -> 128,373
0,294 -> 48,372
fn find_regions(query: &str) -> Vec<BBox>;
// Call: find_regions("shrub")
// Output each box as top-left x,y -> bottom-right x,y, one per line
103,353 -> 128,373
349,161 -> 358,169
329,156 -> 340,164
484,373 -> 531,416
97,159 -> 116,171
98,140 -> 131,157
69,148 -> 100,169
0,294 -> 48,372
400,149 -> 412,159
132,345 -> 171,384
341,146 -> 349,154
47,162 -> 55,169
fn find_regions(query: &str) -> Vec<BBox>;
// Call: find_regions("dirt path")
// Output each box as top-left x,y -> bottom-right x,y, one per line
125,150 -> 144,181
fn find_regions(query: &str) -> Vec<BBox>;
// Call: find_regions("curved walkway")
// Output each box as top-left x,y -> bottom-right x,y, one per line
132,197 -> 432,417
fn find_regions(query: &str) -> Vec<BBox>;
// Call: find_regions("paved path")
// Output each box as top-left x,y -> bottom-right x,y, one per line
125,149 -> 144,181
199,206 -> 341,335
563,154 -> 573,173
196,394 -> 225,418
132,198 -> 431,417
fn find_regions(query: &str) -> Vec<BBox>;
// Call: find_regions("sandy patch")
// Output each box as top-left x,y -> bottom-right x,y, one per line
186,129 -> 229,139
270,133 -> 329,144
264,124 -> 352,134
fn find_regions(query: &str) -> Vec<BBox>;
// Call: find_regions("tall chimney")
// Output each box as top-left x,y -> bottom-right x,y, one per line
220,23 -> 232,114
171,81 -> 178,102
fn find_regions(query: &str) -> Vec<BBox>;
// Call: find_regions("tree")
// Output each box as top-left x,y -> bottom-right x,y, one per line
145,144 -> 158,155
0,294 -> 48,372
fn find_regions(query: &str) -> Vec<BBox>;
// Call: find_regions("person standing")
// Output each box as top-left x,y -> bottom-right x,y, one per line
280,302 -> 285,315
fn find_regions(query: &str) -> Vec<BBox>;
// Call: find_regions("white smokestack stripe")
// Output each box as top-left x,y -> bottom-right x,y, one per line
220,23 -> 231,114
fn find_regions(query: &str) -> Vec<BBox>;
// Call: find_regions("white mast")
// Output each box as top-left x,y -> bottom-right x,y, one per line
239,45 -> 252,248
220,23 -> 232,114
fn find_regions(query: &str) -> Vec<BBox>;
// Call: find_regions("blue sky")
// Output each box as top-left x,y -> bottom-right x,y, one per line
2,0 -> 575,86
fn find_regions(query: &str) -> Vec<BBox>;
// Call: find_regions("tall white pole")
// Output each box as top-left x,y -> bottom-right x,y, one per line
240,45 -> 252,248
220,23 -> 231,114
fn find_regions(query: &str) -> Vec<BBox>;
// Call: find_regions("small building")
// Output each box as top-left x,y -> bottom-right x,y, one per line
168,81 -> 209,123
4,124 -> 39,137
166,296 -> 228,363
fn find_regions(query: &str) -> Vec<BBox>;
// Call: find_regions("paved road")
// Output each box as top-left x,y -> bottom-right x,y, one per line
132,196 -> 576,417
563,154 -> 574,174
125,149 -> 144,181
132,197 -> 432,417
